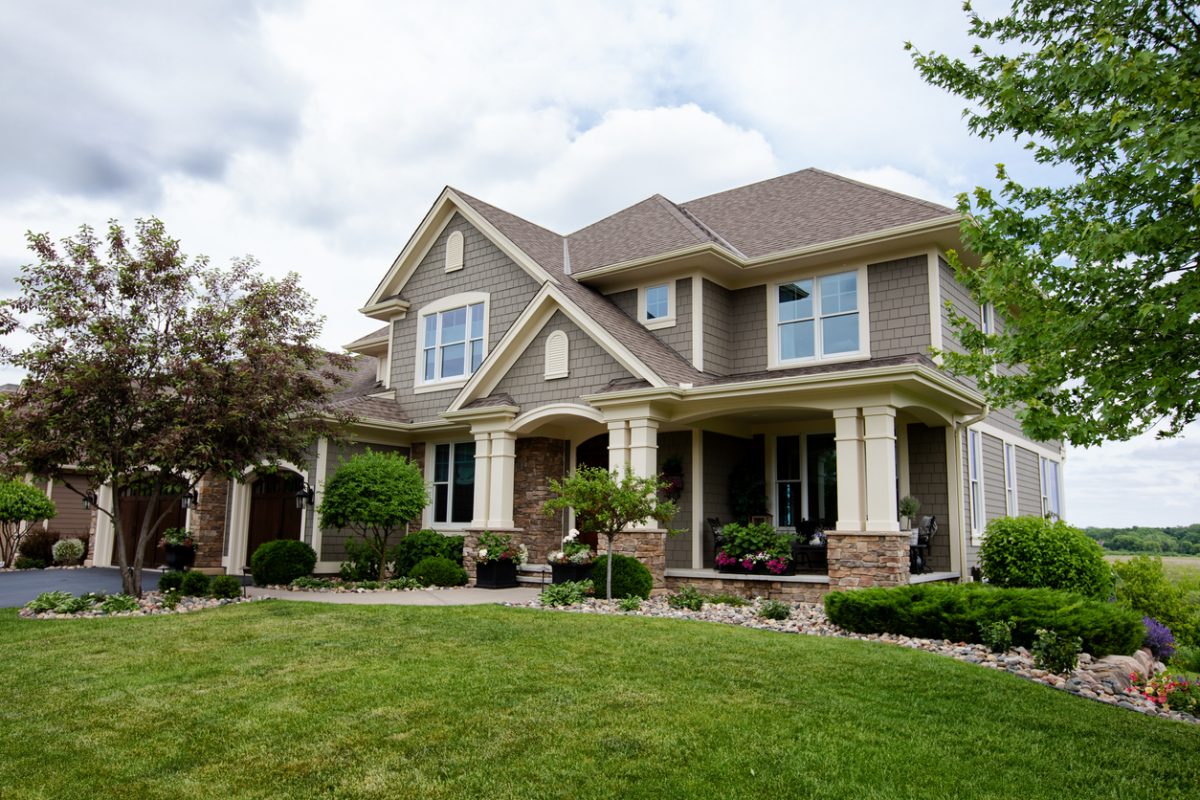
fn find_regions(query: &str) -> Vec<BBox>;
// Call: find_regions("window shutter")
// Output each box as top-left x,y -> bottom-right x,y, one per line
445,231 -> 464,272
544,330 -> 568,379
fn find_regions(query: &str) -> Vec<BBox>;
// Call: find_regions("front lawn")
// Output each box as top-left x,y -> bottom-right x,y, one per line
0,602 -> 1195,799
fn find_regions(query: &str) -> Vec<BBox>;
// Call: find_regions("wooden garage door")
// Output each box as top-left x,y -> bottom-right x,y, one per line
246,472 -> 304,562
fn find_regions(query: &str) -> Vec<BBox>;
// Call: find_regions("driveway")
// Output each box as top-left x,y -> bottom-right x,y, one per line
0,567 -> 162,607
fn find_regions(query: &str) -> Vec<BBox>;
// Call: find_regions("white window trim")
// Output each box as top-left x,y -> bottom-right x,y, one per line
1003,442 -> 1017,517
425,439 -> 476,530
1040,457 -> 1062,519
968,428 -> 985,541
637,281 -> 676,330
766,264 -> 870,369
980,301 -> 996,335
413,292 -> 490,394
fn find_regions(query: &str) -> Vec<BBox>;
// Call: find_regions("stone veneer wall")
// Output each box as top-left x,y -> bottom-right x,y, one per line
826,531 -> 910,589
512,437 -> 566,564
664,576 -> 827,602
191,474 -> 229,570
605,530 -> 666,589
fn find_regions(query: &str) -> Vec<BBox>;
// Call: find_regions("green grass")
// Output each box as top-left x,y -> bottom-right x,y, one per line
1,602 -> 1196,799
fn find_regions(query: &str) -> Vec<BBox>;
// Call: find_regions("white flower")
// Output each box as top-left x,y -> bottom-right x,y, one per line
477,548 -> 489,559
565,528 -> 579,542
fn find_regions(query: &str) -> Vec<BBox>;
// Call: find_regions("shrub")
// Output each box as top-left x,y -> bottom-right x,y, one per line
1031,628 -> 1082,673
157,571 -> 186,593
339,539 -> 381,582
1170,645 -> 1200,673
18,528 -> 59,567
979,619 -> 1014,653
391,530 -> 464,577
0,478 -> 57,567
291,576 -> 336,589
541,580 -> 593,607
160,590 -> 181,610
823,583 -> 1143,658
705,593 -> 750,607
617,596 -> 642,612
100,594 -> 140,613
357,580 -> 381,590
979,516 -> 1112,599
179,571 -> 211,597
1143,616 -> 1176,662
249,540 -> 316,586
409,556 -> 468,587
14,556 -> 45,570
667,584 -> 704,611
52,537 -> 85,565
590,554 -> 652,600
758,599 -> 792,620
383,577 -> 420,591
210,575 -> 242,599
1112,556 -> 1199,645
26,591 -> 74,612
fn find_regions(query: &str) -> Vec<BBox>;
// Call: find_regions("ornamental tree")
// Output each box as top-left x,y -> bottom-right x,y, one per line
317,451 -> 428,581
0,478 -> 56,567
908,1 -> 1200,446
0,218 -> 350,595
543,466 -> 676,600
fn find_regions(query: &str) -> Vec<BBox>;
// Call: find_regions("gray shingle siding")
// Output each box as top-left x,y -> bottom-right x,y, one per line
491,310 -> 633,411
603,278 -> 692,364
906,423 -> 950,571
660,431 -> 693,569
983,433 -> 1007,522
868,255 -> 931,358
1016,446 -> 1042,517
389,213 -> 542,423
730,286 -> 768,372
702,279 -> 732,376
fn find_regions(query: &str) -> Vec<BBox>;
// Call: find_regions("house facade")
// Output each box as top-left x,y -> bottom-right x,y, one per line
85,169 -> 1064,598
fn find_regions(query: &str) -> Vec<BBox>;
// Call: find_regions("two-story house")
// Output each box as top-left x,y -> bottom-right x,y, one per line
87,169 -> 1065,598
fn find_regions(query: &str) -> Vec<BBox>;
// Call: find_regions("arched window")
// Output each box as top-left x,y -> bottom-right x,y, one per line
445,230 -> 465,272
544,330 -> 569,380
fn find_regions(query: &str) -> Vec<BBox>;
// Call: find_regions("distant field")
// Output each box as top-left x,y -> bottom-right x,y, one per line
1106,555 -> 1200,585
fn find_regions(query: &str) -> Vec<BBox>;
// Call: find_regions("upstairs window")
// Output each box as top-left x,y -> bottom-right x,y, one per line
417,293 -> 488,386
1041,457 -> 1061,519
1004,442 -> 1018,516
638,282 -> 675,329
776,270 -> 861,363
968,429 -> 984,537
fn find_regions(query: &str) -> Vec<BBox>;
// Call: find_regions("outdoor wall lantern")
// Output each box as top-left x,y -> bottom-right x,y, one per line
295,483 -> 315,509
180,488 -> 199,510
82,491 -> 97,510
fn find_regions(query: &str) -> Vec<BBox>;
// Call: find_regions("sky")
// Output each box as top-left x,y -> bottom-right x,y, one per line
0,0 -> 1194,528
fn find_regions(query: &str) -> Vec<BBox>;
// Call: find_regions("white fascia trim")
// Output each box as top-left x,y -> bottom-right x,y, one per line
927,248 -> 944,360
765,264 -> 871,369
970,420 -> 1064,463
363,189 -> 553,311
446,283 -> 666,413
637,281 -> 676,330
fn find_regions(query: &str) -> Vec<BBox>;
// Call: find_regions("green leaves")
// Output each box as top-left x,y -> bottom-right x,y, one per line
914,1 -> 1200,445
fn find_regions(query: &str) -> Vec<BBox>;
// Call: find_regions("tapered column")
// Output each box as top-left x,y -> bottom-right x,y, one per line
833,408 -> 865,532
627,418 -> 659,479
471,432 -> 492,529
487,431 -> 517,529
607,420 -> 630,472
862,405 -> 900,532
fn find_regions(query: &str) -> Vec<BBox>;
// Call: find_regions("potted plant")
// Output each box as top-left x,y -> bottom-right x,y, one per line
899,496 -> 921,544
474,531 -> 526,589
547,528 -> 594,584
161,527 -> 197,571
714,521 -> 794,575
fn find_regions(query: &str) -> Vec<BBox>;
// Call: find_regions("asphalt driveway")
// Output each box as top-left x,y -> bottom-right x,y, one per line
0,568 -> 162,607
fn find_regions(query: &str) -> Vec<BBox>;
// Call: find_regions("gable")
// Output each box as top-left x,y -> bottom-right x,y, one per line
489,310 -> 634,411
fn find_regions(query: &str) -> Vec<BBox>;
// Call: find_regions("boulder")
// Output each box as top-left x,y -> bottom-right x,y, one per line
1097,654 -> 1147,682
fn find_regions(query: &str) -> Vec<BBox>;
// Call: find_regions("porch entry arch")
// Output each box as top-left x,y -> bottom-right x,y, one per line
225,464 -> 308,575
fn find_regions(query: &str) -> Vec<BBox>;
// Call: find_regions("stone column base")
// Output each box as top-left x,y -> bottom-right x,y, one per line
191,474 -> 229,569
826,530 -> 910,590
602,529 -> 666,589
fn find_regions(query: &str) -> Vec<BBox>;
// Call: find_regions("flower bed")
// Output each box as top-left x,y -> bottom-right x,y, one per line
714,522 -> 795,575
276,576 -> 432,593
518,596 -> 1199,725
20,591 -> 260,619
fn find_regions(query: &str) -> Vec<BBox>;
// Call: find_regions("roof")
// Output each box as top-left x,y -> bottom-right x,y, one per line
565,195 -> 715,273
344,325 -> 390,352
327,355 -> 412,424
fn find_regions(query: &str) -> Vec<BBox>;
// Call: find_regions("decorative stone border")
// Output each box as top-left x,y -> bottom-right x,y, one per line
19,592 -> 263,619
518,597 -> 1198,725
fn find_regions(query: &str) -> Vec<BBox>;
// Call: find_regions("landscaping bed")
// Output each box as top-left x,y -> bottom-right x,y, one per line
270,576 -> 459,593
522,595 -> 1199,725
19,590 -> 261,619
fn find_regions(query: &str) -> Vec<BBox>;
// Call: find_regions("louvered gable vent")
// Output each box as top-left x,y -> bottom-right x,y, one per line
544,330 -> 568,380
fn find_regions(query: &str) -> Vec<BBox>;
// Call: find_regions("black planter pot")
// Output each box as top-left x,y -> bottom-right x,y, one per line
550,562 -> 594,584
164,544 -> 196,571
476,559 -> 519,589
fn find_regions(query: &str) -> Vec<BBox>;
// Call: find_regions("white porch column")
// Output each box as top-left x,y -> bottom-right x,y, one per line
607,420 -> 630,473
833,408 -> 865,532
471,431 -> 492,529
487,431 -> 517,529
862,405 -> 900,532
627,417 -> 659,479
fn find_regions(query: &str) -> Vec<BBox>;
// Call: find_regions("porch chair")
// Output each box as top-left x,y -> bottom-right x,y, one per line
910,515 -> 937,575
707,517 -> 724,551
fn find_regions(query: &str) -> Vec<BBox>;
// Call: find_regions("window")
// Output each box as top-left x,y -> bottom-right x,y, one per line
776,270 -> 861,363
980,301 -> 996,335
1003,443 -> 1017,516
638,282 -> 675,329
775,435 -> 802,529
968,429 -> 984,537
420,300 -> 485,384
432,442 -> 475,524
1041,457 -> 1061,519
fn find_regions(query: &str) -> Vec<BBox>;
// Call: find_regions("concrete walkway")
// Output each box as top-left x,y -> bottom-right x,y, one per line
247,585 -> 541,606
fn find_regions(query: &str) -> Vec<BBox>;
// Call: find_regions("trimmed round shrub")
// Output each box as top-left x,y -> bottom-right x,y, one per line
409,556 -> 468,587
979,516 -> 1112,599
823,583 -> 1143,658
156,570 -> 186,593
591,554 -> 653,600
209,575 -> 242,599
390,530 -> 464,577
18,528 -> 59,566
179,570 -> 211,597
249,540 -> 317,587
52,537 -> 85,565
